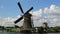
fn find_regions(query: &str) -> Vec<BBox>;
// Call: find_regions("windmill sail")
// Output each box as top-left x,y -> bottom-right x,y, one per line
18,2 -> 24,13
14,7 -> 33,24
14,16 -> 23,24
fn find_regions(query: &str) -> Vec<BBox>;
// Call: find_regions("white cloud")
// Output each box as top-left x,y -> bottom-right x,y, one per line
50,4 -> 56,10
0,17 -> 15,27
17,15 -> 21,18
43,4 -> 60,27
32,4 -> 60,27
0,15 -> 24,27
45,4 -> 60,16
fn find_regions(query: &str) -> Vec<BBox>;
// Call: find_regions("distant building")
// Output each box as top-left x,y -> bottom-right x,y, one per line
43,22 -> 48,28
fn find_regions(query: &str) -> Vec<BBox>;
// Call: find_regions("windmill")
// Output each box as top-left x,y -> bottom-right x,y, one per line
14,2 -> 33,29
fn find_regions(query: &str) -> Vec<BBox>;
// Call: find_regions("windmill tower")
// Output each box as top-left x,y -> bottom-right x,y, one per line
23,13 -> 32,28
14,2 -> 33,29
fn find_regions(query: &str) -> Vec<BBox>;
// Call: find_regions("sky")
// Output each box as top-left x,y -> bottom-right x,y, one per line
0,0 -> 60,27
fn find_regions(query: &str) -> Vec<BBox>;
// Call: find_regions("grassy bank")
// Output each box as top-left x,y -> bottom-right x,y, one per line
0,26 -> 60,33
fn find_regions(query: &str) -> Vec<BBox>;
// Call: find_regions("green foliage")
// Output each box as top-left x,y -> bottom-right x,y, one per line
0,26 -> 60,32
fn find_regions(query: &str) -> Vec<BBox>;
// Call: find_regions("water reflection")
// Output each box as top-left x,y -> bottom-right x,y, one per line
22,33 -> 46,34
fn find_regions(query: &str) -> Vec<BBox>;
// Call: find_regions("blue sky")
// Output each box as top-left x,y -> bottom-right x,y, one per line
0,0 -> 60,18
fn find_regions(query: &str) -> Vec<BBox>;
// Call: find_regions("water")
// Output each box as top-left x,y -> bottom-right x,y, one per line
0,30 -> 60,34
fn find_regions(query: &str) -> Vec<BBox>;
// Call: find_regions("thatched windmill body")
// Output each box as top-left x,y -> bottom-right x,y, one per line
14,2 -> 33,29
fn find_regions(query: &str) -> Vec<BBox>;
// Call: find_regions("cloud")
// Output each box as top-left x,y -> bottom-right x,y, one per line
0,15 -> 24,27
32,9 -> 42,16
0,17 -> 15,27
44,4 -> 60,16
32,4 -> 60,27
43,4 -> 60,27
0,4 -> 60,27
17,15 -> 21,18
